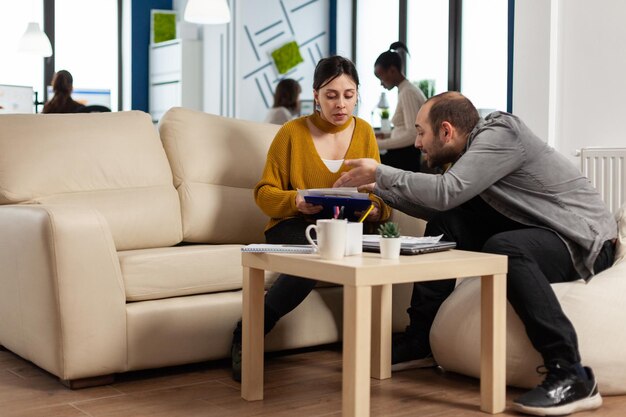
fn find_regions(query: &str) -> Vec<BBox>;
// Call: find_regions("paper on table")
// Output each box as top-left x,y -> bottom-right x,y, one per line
242,244 -> 315,254
362,234 -> 444,247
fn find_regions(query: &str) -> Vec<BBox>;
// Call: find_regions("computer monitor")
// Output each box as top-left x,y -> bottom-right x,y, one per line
47,86 -> 111,108
0,84 -> 34,114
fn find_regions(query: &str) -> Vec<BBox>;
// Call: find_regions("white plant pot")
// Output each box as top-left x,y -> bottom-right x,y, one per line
380,118 -> 391,134
379,237 -> 401,259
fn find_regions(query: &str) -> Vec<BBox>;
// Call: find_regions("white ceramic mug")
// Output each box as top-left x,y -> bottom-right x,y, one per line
345,222 -> 363,256
305,219 -> 347,260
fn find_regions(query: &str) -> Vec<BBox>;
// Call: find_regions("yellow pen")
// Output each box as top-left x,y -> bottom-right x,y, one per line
358,203 -> 374,223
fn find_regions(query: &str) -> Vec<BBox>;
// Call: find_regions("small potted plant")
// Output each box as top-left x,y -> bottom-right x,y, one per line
378,221 -> 401,259
380,108 -> 391,134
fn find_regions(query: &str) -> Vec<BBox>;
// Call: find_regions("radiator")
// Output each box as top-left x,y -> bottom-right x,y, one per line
580,148 -> 626,214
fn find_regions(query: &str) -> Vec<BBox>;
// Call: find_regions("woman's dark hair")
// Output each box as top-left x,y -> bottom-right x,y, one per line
42,70 -> 84,114
52,70 -> 74,95
313,55 -> 360,90
374,41 -> 409,72
272,78 -> 301,111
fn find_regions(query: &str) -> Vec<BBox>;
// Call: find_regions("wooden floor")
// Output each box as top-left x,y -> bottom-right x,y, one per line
1,344 -> 623,417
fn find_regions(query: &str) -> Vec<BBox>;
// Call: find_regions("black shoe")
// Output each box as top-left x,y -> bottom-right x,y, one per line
231,339 -> 242,382
231,322 -> 242,382
391,330 -> 435,372
513,362 -> 602,416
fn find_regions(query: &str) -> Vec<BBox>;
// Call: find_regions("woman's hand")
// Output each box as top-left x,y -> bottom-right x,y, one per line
295,194 -> 323,215
355,203 -> 381,222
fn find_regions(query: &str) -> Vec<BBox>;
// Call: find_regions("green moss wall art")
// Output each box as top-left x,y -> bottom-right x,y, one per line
152,10 -> 177,44
271,41 -> 304,74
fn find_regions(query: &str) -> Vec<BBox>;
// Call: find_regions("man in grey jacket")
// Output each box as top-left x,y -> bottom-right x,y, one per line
334,92 -> 617,416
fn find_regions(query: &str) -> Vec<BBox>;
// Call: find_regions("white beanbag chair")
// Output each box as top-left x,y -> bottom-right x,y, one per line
430,204 -> 626,395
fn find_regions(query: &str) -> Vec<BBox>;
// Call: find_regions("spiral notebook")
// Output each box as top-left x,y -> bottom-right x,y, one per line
241,244 -> 315,254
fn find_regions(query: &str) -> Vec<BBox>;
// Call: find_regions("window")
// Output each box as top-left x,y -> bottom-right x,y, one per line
0,1 -> 45,111
406,0 -> 449,97
461,0 -> 508,112
355,0 -> 399,124
353,0 -> 511,115
54,0 -> 119,110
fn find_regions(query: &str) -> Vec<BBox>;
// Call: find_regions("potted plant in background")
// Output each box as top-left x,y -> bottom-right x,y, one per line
380,108 -> 391,134
378,221 -> 401,259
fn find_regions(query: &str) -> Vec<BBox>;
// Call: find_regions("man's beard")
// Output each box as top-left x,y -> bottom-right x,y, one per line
426,139 -> 457,169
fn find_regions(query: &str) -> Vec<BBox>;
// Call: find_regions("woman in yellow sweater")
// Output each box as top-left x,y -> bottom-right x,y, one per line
231,55 -> 390,381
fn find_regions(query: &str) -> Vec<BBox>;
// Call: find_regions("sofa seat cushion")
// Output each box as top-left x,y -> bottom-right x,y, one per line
119,245 -> 281,302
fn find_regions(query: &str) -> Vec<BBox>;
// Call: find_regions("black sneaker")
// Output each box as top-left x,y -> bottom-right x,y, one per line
513,362 -> 602,416
231,339 -> 242,382
391,330 -> 435,372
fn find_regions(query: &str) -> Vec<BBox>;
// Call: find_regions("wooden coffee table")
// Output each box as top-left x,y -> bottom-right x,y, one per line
241,250 -> 508,416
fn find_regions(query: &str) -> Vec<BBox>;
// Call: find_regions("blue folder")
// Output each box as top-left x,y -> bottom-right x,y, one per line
304,195 -> 373,222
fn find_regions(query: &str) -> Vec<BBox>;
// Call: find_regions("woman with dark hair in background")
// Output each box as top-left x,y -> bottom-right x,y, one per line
264,78 -> 302,124
230,55 -> 391,382
42,70 -> 85,114
374,41 -> 426,172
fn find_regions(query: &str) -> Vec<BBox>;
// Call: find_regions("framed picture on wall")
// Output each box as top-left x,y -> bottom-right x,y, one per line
151,9 -> 177,44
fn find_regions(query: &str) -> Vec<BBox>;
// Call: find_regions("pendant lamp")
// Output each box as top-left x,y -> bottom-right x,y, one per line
184,0 -> 231,24
18,22 -> 53,57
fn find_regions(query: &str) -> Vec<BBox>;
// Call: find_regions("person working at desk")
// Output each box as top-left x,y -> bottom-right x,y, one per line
264,78 -> 301,125
374,41 -> 426,172
230,55 -> 391,382
334,91 -> 616,416
42,70 -> 85,114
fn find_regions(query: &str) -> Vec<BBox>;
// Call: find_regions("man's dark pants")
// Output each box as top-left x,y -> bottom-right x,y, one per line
408,196 -> 614,365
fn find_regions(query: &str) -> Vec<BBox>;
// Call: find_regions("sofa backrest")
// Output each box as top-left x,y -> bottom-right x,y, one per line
159,107 -> 279,244
0,111 -> 183,250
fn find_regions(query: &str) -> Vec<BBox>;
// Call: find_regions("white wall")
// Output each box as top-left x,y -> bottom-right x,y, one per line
191,0 -> 329,121
513,0 -> 626,165
511,0 -> 551,141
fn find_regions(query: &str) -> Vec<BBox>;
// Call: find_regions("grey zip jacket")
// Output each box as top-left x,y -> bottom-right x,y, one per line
374,111 -> 617,280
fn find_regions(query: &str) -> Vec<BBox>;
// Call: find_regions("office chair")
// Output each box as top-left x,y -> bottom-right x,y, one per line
78,105 -> 111,113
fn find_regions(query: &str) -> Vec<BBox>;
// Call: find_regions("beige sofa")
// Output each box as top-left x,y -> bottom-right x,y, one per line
0,108 -> 412,387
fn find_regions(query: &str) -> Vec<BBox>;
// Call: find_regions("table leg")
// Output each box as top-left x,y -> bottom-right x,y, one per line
242,266 -> 265,401
371,284 -> 392,380
343,285 -> 372,417
480,273 -> 507,413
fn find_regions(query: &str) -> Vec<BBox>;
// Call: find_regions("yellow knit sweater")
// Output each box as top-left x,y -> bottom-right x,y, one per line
255,113 -> 391,231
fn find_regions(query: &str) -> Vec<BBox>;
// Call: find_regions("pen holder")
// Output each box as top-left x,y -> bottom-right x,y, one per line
345,222 -> 363,256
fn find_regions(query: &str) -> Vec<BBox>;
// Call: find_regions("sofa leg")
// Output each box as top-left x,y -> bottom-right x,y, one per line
60,374 -> 115,389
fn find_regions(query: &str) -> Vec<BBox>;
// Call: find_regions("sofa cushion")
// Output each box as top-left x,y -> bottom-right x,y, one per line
430,259 -> 626,395
118,245 -> 279,301
159,107 -> 279,244
0,111 -> 182,250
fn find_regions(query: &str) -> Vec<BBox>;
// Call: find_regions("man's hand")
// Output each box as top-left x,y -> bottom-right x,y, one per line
333,158 -> 379,188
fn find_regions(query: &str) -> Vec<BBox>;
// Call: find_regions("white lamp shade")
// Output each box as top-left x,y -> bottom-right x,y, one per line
184,0 -> 231,24
377,92 -> 389,109
18,22 -> 52,57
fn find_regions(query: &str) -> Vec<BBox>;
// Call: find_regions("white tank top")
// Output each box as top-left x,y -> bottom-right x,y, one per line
322,158 -> 344,173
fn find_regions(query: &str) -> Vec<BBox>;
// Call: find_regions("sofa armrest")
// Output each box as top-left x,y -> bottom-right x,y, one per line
390,209 -> 426,237
0,205 -> 127,380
